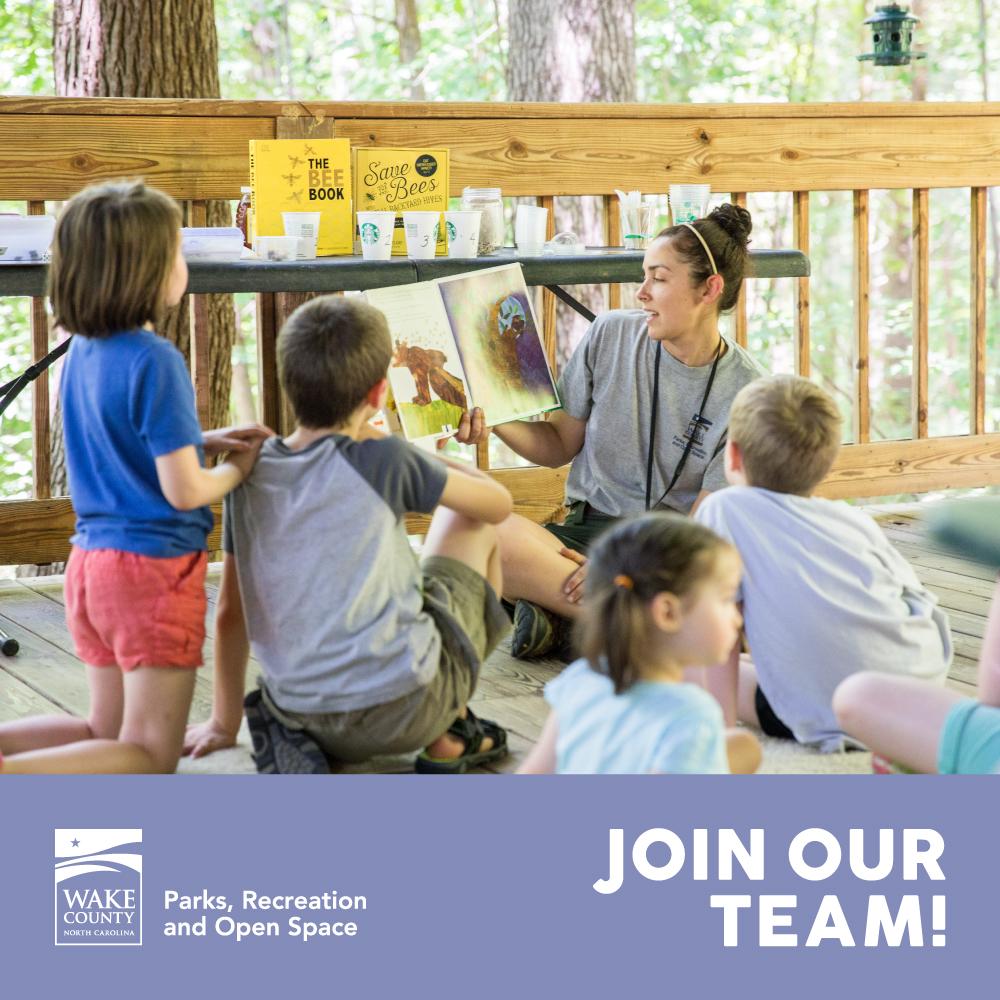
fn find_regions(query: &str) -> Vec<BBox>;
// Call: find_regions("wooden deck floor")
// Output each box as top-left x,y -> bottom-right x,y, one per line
0,506 -> 987,774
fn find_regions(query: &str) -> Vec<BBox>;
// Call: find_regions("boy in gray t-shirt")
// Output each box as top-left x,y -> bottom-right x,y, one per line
695,375 -> 950,752
185,296 -> 513,773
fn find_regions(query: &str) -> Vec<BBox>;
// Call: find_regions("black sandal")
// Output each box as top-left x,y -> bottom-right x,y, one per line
414,709 -> 508,774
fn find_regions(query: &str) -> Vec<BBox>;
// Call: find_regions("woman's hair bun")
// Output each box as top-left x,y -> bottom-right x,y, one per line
707,202 -> 752,246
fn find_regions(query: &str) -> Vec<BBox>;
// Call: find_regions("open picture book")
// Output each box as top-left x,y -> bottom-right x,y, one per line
365,263 -> 561,441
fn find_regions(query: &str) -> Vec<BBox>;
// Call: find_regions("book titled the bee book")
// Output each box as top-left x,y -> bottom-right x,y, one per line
353,147 -> 449,256
249,138 -> 353,255
365,263 -> 560,443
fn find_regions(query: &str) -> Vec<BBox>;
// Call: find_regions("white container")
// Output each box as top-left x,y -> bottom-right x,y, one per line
460,187 -> 503,255
0,214 -> 57,264
181,226 -> 245,262
282,211 -> 320,259
253,236 -> 300,261
514,204 -> 548,255
444,211 -> 481,258
669,184 -> 711,225
357,211 -> 395,261
402,211 -> 439,259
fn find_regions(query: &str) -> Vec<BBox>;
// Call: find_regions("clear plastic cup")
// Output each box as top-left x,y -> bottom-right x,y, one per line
444,211 -> 481,258
402,211 -> 439,259
357,211 -> 395,261
253,236 -> 299,261
669,184 -> 711,225
514,204 -> 548,255
620,202 -> 658,249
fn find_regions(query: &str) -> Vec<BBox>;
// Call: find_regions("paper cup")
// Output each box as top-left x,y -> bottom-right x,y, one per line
514,204 -> 548,255
669,184 -> 711,225
444,211 -> 481,258
253,236 -> 299,261
402,211 -> 439,259
357,211 -> 395,261
282,211 -> 320,259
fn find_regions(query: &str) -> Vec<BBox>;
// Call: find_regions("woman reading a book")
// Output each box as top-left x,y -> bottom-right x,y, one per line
454,203 -> 763,660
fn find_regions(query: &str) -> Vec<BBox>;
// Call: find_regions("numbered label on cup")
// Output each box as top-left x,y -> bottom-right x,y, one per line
357,211 -> 395,260
444,211 -> 481,258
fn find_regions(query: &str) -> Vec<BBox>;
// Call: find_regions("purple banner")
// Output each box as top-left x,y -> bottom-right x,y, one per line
1,776 -> 995,997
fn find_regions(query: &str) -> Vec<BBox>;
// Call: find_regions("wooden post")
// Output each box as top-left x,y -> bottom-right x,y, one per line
187,200 -> 212,428
28,200 -> 51,499
732,192 -> 748,349
604,194 -> 622,310
853,190 -> 871,444
912,188 -> 929,439
256,292 -> 280,431
971,186 -> 987,436
540,194 -> 557,370
793,190 -> 810,377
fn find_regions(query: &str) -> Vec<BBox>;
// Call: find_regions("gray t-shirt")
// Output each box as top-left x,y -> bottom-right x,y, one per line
696,486 -> 952,751
223,434 -> 447,714
557,310 -> 765,516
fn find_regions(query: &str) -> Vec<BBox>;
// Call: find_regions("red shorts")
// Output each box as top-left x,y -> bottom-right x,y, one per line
65,547 -> 207,670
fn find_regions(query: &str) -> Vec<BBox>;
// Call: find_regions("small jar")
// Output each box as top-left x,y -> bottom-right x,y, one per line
461,186 -> 504,255
235,186 -> 252,249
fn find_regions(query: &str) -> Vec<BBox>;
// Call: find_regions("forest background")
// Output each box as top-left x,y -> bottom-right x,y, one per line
0,0 -> 998,502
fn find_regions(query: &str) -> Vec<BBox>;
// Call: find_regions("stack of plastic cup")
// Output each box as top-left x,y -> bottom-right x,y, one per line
282,211 -> 320,259
514,205 -> 548,255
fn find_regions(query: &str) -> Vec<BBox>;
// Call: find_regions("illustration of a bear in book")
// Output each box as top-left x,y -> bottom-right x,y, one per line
392,339 -> 468,411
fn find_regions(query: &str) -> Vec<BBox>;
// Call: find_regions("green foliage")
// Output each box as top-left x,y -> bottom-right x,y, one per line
1,1 -> 999,499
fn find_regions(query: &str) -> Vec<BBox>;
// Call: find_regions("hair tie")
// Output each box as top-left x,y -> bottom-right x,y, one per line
613,574 -> 634,590
681,222 -> 718,276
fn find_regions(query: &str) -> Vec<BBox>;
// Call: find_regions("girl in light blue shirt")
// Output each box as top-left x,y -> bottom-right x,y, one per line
519,512 -> 760,774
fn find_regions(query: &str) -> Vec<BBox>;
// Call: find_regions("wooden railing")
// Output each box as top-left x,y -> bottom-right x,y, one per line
1,97 -> 999,565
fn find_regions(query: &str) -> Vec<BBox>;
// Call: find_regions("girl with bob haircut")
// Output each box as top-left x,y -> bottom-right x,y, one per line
519,512 -> 760,774
0,180 -> 270,774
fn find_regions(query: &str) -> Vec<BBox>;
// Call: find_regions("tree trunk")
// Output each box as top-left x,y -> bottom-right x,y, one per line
29,0 -> 235,574
507,0 -> 635,364
394,0 -> 426,101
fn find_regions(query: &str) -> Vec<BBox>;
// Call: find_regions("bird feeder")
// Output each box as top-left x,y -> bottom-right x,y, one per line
858,4 -> 927,67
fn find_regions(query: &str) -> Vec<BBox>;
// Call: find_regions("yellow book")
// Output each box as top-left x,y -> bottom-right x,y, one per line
353,147 -> 449,256
249,138 -> 353,255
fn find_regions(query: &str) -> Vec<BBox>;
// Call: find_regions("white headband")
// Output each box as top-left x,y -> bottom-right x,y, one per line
681,222 -> 718,276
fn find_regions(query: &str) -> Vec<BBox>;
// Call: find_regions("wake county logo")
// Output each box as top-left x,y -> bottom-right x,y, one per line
54,829 -> 142,946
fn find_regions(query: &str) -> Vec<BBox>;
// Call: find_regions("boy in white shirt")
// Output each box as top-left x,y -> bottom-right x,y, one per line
695,375 -> 951,751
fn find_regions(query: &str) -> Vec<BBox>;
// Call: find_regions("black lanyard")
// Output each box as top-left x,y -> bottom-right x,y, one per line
644,337 -> 724,511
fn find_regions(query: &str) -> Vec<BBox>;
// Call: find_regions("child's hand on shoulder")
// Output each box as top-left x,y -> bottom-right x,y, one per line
224,436 -> 265,481
183,718 -> 239,759
203,422 -> 274,456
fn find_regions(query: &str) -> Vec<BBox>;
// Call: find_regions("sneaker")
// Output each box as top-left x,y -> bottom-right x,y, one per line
243,688 -> 330,775
510,600 -> 573,660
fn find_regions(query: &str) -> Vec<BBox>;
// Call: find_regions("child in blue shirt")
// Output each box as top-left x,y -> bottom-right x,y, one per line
518,512 -> 761,774
0,180 -> 269,775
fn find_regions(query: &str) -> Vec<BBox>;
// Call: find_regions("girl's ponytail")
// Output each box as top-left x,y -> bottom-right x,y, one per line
575,512 -> 728,692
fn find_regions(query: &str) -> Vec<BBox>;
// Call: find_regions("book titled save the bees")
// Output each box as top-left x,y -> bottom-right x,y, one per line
353,147 -> 449,256
249,138 -> 353,255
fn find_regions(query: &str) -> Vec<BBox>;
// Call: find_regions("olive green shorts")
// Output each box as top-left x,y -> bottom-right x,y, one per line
263,556 -> 510,763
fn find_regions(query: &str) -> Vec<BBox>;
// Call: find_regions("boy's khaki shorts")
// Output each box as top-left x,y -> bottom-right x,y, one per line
263,556 -> 510,763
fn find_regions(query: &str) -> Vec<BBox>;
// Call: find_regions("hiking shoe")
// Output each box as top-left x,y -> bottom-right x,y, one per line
244,688 -> 330,775
510,600 -> 573,660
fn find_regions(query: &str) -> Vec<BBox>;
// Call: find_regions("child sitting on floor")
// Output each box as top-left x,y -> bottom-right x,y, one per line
518,512 -> 761,774
0,180 -> 268,775
694,374 -> 951,752
184,295 -> 514,774
834,499 -> 1000,774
